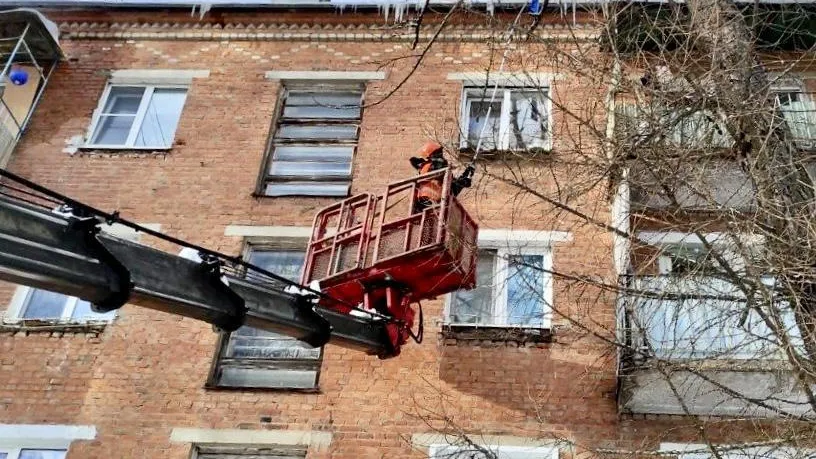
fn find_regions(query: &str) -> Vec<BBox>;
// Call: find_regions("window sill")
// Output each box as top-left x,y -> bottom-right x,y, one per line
440,324 -> 553,346
204,383 -> 321,393
458,146 -> 552,160
77,145 -> 173,156
0,319 -> 110,336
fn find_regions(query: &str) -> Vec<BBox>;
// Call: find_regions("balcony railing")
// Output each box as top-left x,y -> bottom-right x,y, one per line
622,275 -> 804,361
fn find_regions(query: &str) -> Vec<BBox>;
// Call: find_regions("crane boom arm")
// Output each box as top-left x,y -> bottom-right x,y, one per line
0,194 -> 394,357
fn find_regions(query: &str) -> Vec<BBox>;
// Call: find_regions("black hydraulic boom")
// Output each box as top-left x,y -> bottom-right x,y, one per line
0,190 -> 394,357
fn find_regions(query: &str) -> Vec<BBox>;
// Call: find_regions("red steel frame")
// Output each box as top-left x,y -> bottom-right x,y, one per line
301,168 -> 478,356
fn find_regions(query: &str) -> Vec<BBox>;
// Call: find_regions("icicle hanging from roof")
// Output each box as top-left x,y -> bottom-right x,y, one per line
329,0 -> 424,22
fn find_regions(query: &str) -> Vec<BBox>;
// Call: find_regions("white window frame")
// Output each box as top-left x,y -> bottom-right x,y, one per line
429,443 -> 558,459
85,83 -> 188,149
0,424 -> 95,459
459,86 -> 552,152
444,230 -> 570,330
0,447 -> 67,459
2,223 -> 160,324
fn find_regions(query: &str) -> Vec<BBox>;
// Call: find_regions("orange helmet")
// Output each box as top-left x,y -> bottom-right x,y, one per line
414,141 -> 443,159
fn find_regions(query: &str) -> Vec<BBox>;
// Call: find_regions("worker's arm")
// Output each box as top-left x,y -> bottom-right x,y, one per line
451,164 -> 475,197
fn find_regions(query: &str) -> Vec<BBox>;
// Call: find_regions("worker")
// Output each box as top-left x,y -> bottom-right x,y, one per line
409,141 -> 475,212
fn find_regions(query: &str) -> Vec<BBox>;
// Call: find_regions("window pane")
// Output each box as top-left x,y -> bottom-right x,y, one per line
269,161 -> 351,177
20,450 -> 67,459
274,145 -> 354,162
275,125 -> 358,140
219,366 -> 317,388
450,252 -> 495,324
71,299 -> 116,321
227,326 -> 320,359
507,91 -> 548,149
101,86 -> 144,114
248,250 -> 305,282
506,255 -> 546,326
286,92 -> 362,106
265,181 -> 349,197
22,289 -> 68,319
283,106 -> 360,119
467,99 -> 501,149
90,114 -> 136,145
134,88 -> 187,148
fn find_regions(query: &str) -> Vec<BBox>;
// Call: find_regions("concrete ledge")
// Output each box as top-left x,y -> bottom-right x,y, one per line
170,428 -> 332,451
447,72 -> 563,86
224,225 -> 312,238
412,432 -> 557,449
109,69 -> 210,85
265,70 -> 386,81
0,424 -> 96,449
478,229 -> 572,247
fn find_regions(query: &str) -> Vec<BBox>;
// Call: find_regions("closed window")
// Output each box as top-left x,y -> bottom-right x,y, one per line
5,288 -> 115,323
0,449 -> 66,459
209,248 -> 322,389
775,89 -> 816,150
87,84 -> 188,148
460,87 -> 550,151
194,445 -> 305,459
261,87 -> 362,197
447,248 -> 553,328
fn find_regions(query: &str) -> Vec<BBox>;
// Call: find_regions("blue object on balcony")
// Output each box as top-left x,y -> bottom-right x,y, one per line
9,68 -> 28,86
529,0 -> 542,15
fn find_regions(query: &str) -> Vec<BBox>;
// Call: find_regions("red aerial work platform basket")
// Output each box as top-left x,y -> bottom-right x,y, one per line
301,168 -> 478,356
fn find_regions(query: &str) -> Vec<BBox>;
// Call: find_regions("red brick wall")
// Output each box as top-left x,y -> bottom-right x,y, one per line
0,9 -> 754,459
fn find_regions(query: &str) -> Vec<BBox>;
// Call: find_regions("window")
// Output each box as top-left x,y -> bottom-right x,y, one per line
774,89 -> 816,150
460,87 -> 550,152
0,449 -> 66,459
193,445 -> 305,459
429,444 -> 557,459
261,86 -> 362,197
87,84 -> 188,148
447,248 -> 552,328
657,243 -> 720,275
209,248 -> 322,389
4,288 -> 115,323
616,104 -> 732,149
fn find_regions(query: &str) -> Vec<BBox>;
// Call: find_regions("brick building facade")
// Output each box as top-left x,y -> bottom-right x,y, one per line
0,3 -> 809,459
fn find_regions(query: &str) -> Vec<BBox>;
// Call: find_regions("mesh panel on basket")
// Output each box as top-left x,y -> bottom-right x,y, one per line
335,238 -> 361,273
378,228 -> 406,260
420,212 -> 438,248
310,250 -> 332,281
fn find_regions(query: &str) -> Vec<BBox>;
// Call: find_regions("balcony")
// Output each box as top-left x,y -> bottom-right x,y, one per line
0,9 -> 63,167
617,275 -> 815,418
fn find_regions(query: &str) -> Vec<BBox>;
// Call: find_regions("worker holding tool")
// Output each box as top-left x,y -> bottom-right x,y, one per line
409,141 -> 475,211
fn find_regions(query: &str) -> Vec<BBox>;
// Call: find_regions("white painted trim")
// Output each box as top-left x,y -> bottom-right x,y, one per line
170,428 -> 331,451
448,72 -> 562,87
224,225 -> 312,238
109,69 -> 210,85
413,433 -> 558,449
265,71 -> 386,81
0,424 -> 96,450
637,231 -> 764,247
478,229 -> 572,248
